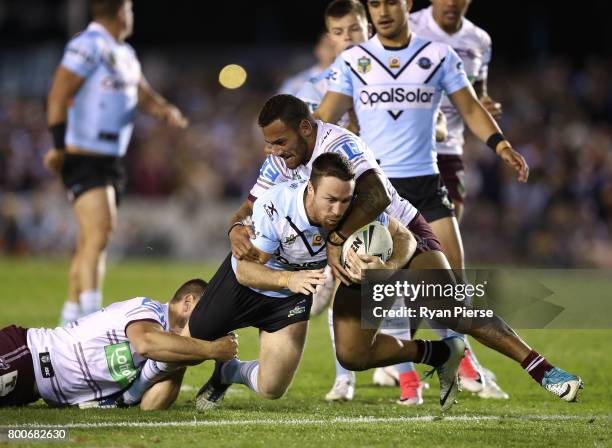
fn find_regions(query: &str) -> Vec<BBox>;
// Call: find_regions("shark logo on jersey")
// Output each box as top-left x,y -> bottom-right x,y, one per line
264,202 -> 278,219
418,57 -> 433,69
389,56 -> 400,68
357,57 -> 371,74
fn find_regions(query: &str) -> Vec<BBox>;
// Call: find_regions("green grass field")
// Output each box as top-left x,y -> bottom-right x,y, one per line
0,258 -> 611,447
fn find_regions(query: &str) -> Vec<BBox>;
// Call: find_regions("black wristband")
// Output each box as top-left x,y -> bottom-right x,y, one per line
49,123 -> 67,150
227,222 -> 244,236
486,132 -> 506,153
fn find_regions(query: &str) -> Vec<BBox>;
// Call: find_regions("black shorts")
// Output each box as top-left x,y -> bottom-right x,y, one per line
438,154 -> 466,204
188,254 -> 312,341
61,154 -> 126,206
0,325 -> 38,407
390,174 -> 454,223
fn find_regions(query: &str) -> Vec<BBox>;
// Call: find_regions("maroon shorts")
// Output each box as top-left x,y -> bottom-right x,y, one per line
407,212 -> 443,259
438,154 -> 466,204
0,325 -> 38,407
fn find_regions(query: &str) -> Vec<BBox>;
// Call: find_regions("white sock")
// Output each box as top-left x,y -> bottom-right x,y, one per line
122,360 -> 177,405
60,301 -> 80,325
328,308 -> 352,379
221,358 -> 260,394
80,290 -> 102,316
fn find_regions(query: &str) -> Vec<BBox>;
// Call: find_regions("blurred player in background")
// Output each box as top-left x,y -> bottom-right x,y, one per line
44,0 -> 188,325
278,32 -> 336,96
409,0 -> 507,399
0,279 -> 238,410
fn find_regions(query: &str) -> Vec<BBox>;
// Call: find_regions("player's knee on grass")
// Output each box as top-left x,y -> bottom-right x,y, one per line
258,382 -> 289,400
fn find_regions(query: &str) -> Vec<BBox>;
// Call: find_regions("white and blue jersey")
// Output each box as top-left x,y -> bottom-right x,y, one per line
410,7 -> 491,156
327,33 -> 470,178
238,179 -> 388,298
296,69 -> 350,128
60,22 -> 141,157
250,121 -> 418,228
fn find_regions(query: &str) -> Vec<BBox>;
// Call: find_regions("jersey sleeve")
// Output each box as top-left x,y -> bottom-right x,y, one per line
374,212 -> 390,228
440,47 -> 471,95
60,33 -> 100,78
123,298 -> 167,331
326,54 -> 354,97
324,135 -> 379,180
249,156 -> 292,201
251,193 -> 282,255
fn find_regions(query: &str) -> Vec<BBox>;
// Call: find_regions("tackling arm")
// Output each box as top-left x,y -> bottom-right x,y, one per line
126,321 -> 237,363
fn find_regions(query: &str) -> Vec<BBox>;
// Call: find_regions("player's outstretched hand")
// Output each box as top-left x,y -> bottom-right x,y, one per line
498,146 -> 529,183
43,148 -> 65,175
211,332 -> 239,361
163,104 -> 189,129
327,242 -> 352,286
287,269 -> 327,295
344,249 -> 386,284
480,95 -> 503,119
229,225 -> 259,262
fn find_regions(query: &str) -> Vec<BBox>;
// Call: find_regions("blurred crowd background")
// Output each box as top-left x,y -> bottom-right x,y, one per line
1,1 -> 611,267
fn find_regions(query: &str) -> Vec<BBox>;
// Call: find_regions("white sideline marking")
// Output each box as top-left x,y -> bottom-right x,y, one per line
3,415 -> 608,429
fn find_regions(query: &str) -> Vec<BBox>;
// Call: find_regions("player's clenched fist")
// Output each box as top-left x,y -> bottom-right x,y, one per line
211,332 -> 239,361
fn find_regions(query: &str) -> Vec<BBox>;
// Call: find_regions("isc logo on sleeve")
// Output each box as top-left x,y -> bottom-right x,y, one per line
358,85 -> 435,110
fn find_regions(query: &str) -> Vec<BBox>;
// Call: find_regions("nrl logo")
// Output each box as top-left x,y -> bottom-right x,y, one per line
284,234 -> 298,245
357,57 -> 371,74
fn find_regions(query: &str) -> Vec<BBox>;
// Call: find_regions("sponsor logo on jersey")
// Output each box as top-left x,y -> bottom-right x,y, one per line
418,57 -> 432,69
264,202 -> 278,219
389,56 -> 401,68
140,298 -> 167,328
312,235 -> 324,246
330,139 -> 364,160
357,57 -> 372,74
105,342 -> 138,389
358,85 -> 435,110
260,158 -> 281,182
38,352 -> 55,378
0,357 -> 9,370
284,234 -> 298,245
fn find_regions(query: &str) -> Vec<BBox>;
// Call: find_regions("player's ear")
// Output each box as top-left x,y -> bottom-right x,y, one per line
406,0 -> 413,12
299,119 -> 314,138
307,181 -> 315,195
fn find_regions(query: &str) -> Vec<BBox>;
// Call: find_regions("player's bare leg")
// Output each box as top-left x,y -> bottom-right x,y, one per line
453,202 -> 464,223
196,321 -> 308,410
73,185 -> 116,316
428,216 -> 464,269
140,367 -> 187,411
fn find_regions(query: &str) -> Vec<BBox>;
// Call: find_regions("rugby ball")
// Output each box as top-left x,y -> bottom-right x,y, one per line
341,221 -> 393,267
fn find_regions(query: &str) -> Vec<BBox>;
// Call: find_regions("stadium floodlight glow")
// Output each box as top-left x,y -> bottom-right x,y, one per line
219,64 -> 247,89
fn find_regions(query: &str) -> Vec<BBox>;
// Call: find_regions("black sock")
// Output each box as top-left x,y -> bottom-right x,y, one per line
415,339 -> 451,367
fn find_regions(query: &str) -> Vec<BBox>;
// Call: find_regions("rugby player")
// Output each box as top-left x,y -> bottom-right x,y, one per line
44,0 -> 188,325
410,0 -> 508,399
296,0 -> 424,405
0,279 -> 238,410
228,95 -> 583,409
193,152 -> 472,412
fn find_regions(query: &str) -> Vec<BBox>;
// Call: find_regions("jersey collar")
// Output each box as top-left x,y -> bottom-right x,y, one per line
296,181 -> 310,226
